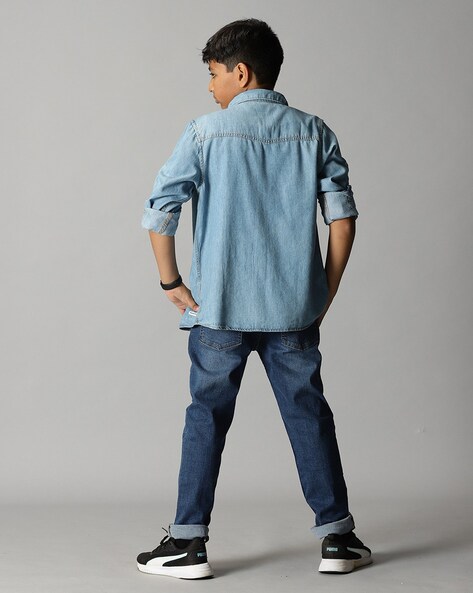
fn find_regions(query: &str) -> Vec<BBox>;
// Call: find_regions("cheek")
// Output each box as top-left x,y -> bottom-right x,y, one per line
220,82 -> 231,96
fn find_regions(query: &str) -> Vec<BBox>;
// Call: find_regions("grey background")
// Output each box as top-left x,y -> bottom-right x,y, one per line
1,0 -> 472,516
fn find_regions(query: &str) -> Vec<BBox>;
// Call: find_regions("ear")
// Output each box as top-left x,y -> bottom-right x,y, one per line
236,62 -> 251,87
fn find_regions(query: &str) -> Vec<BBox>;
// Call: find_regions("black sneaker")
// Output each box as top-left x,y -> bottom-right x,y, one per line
319,530 -> 372,573
136,529 -> 213,579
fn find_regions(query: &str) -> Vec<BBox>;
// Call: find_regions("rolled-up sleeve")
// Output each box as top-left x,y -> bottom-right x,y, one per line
316,119 -> 359,225
141,120 -> 202,236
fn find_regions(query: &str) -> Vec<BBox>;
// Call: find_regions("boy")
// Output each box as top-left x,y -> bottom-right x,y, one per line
137,18 -> 372,579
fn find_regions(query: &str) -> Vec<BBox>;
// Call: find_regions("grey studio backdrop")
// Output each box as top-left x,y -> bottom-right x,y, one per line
1,0 -> 472,513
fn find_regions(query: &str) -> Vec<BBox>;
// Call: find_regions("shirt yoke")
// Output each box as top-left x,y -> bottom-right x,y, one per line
191,105 -> 322,144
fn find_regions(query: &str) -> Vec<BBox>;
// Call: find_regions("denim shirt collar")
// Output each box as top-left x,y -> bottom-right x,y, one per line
228,88 -> 288,108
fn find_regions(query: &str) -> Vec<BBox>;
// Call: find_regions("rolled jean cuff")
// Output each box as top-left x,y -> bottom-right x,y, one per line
169,523 -> 209,539
311,513 -> 355,539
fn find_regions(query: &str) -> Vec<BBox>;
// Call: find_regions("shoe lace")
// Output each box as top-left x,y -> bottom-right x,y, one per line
151,526 -> 209,552
152,527 -> 174,553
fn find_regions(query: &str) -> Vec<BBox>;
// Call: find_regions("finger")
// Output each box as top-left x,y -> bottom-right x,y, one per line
187,296 -> 200,311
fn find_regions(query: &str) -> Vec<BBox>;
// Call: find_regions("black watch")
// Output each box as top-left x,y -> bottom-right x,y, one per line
160,274 -> 183,290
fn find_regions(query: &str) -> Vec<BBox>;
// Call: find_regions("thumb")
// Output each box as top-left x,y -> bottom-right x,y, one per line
187,295 -> 200,312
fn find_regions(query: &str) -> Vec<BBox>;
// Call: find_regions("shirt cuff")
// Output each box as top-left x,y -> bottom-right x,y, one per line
141,207 -> 181,236
318,184 -> 359,225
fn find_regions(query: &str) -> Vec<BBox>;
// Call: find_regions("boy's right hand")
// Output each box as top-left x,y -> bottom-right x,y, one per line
163,282 -> 200,315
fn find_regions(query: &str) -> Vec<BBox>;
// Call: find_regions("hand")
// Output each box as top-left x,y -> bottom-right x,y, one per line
164,282 -> 200,315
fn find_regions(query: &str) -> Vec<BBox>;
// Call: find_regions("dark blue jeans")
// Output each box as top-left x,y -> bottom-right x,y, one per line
169,320 -> 355,540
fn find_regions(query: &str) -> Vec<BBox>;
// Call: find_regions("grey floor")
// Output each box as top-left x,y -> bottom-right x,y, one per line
1,496 -> 472,593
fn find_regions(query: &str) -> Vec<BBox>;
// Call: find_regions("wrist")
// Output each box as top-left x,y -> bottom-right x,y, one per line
160,274 -> 182,290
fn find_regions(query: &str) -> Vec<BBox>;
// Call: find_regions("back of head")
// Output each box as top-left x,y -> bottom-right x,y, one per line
201,18 -> 284,89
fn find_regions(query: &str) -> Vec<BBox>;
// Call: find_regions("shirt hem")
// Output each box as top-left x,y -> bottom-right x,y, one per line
179,319 -> 318,332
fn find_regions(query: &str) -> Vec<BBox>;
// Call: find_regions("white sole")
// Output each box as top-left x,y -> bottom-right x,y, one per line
137,561 -> 214,579
319,556 -> 373,573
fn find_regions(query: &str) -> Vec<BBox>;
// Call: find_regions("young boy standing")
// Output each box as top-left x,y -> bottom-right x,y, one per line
137,18 -> 372,579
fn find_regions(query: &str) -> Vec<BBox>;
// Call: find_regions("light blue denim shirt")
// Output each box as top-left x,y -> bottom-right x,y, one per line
142,88 -> 358,331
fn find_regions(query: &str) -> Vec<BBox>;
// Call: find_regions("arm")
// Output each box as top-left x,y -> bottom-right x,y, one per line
148,231 -> 199,314
316,119 -> 359,326
141,120 -> 202,315
316,217 -> 356,327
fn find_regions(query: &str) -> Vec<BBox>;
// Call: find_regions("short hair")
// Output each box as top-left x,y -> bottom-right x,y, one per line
201,18 -> 284,89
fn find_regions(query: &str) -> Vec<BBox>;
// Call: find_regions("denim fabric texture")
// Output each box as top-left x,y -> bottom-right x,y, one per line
141,88 -> 358,332
169,321 -> 355,540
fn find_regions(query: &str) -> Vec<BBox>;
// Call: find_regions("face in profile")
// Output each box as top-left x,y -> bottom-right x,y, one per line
207,59 -> 260,109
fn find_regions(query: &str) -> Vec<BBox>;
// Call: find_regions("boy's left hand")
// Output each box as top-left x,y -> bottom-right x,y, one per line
164,283 -> 200,315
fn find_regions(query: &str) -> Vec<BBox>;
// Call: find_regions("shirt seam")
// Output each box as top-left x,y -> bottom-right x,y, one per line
157,211 -> 174,233
189,119 -> 204,189
230,97 -> 287,106
200,132 -> 319,143
316,118 -> 325,175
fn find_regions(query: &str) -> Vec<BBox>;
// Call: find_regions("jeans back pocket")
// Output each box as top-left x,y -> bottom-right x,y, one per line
199,326 -> 243,351
281,320 -> 319,351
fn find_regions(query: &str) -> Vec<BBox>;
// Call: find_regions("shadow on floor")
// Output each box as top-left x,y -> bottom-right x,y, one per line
212,518 -> 473,576
214,543 -> 312,576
